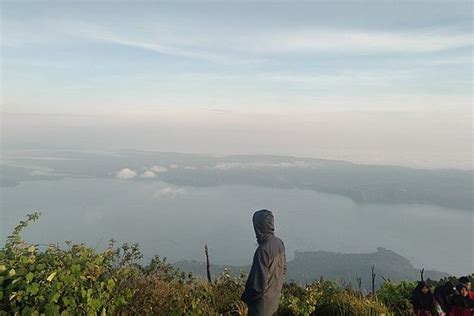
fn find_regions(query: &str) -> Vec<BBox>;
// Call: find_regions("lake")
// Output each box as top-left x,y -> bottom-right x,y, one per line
1,178 -> 472,275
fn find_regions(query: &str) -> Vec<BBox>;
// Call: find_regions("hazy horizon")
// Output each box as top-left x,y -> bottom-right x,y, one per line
2,109 -> 472,170
1,1 -> 473,169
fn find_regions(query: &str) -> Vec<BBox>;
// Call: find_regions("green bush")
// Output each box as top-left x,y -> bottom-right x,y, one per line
0,213 -> 138,315
206,269 -> 247,315
279,282 -> 323,316
377,281 -> 416,316
315,288 -> 392,315
0,214 -> 426,316
279,281 -> 393,316
118,265 -> 247,315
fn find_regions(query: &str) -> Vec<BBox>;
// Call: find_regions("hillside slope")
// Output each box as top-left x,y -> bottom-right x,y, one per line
174,247 -> 448,290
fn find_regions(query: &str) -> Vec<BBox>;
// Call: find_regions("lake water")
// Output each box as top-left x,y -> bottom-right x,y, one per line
1,178 -> 472,275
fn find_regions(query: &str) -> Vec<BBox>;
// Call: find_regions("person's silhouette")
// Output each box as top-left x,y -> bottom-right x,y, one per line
241,209 -> 287,316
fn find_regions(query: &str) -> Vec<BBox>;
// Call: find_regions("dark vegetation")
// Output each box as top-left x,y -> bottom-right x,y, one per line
1,213 -> 472,315
175,248 -> 447,291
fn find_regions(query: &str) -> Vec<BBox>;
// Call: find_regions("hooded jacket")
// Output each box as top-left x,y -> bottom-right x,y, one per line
241,210 -> 287,316
411,281 -> 434,311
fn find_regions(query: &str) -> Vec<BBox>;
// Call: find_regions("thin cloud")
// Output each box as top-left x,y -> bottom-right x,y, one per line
149,165 -> 168,173
155,187 -> 187,198
68,22 -> 261,64
78,25 -> 472,59
93,35 -> 232,64
29,167 -> 73,177
140,170 -> 157,179
211,161 -> 319,170
5,17 -> 469,62
176,70 -> 414,91
247,28 -> 472,55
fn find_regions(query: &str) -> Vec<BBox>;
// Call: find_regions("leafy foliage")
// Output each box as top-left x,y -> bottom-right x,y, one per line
279,282 -> 323,316
426,275 -> 474,288
2,214 -> 457,316
119,264 -> 247,315
0,213 -> 138,315
376,281 -> 416,316
320,283 -> 390,315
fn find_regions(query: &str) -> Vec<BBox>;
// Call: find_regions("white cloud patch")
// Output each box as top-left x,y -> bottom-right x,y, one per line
139,165 -> 168,178
155,187 -> 187,198
116,168 -> 137,179
150,165 -> 168,173
140,170 -> 157,178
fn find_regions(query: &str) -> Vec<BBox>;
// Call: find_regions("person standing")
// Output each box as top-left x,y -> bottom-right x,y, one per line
241,209 -> 287,316
434,281 -> 456,314
412,281 -> 435,316
450,283 -> 474,316
458,277 -> 474,301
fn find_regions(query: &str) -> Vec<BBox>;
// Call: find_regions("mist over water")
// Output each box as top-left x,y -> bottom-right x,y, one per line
1,177 -> 472,275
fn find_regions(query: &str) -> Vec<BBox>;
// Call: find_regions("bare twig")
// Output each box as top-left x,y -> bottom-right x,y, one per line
371,265 -> 376,295
205,244 -> 212,283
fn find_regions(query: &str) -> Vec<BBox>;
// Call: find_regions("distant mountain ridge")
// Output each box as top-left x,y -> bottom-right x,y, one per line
161,157 -> 473,210
1,150 -> 472,210
174,247 -> 449,291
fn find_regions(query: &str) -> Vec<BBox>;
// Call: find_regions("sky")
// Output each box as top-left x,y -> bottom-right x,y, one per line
1,1 -> 473,169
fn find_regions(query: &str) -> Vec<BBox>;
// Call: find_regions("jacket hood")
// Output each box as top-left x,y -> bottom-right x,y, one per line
253,209 -> 275,243
415,281 -> 430,292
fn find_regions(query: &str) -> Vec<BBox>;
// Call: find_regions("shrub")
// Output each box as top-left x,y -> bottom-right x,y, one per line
119,262 -> 246,315
376,281 -> 416,316
279,280 -> 393,316
0,214 -> 437,316
205,269 -> 247,315
279,282 -> 323,316
315,288 -> 393,316
0,213 -> 138,315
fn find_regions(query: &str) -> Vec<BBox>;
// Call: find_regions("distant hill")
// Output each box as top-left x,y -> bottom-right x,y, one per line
174,247 -> 449,291
161,156 -> 473,210
1,150 -> 472,210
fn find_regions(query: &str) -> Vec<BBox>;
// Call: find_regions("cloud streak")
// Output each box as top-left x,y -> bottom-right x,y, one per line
81,26 -> 472,62
155,187 -> 187,198
244,28 -> 472,55
4,17 -> 470,62
211,161 -> 319,170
